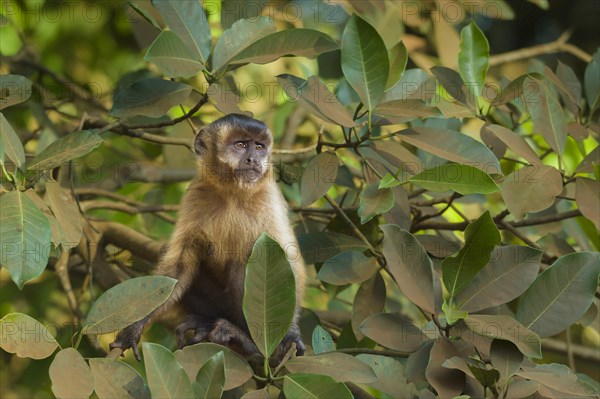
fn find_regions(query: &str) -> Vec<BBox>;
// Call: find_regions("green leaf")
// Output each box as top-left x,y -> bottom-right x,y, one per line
0,112 -> 25,168
243,233 -> 296,358
193,352 -> 225,399
0,74 -> 32,110
576,177 -> 600,230
517,364 -> 595,397
142,342 -> 195,399
378,173 -> 401,188
386,41 -> 408,89
0,190 -> 51,289
516,252 -> 600,338
584,48 -> 600,109
409,164 -> 500,195
152,0 -> 211,64
27,130 -> 103,170
466,315 -> 541,358
442,302 -> 468,324
45,181 -> 84,244
359,313 -> 427,352
442,211 -> 501,300
283,373 -> 353,399
399,127 -> 501,173
455,246 -> 542,312
49,348 -> 94,399
382,68 -> 435,103
358,183 -> 394,224
352,273 -> 386,340
426,338 -> 465,398
212,17 -> 275,73
174,342 -> 252,391
341,14 -> 389,111
277,75 -> 355,127
110,79 -> 194,118
523,77 -> 567,155
380,225 -> 437,315
144,31 -> 204,78
500,165 -> 563,220
312,326 -> 334,355
458,22 -> 489,104
227,29 -> 338,66
431,66 -> 473,110
286,352 -> 377,383
300,151 -> 339,206
89,358 -> 149,399
356,354 -> 416,398
128,2 -> 162,29
482,124 -> 541,165
298,232 -> 369,264
317,250 -> 378,285
82,276 -> 177,335
490,340 -> 523,382
0,313 -> 59,359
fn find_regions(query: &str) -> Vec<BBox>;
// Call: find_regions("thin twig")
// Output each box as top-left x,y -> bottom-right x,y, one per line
55,248 -> 84,320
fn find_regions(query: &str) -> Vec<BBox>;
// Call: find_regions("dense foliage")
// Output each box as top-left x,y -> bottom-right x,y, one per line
0,1 -> 599,398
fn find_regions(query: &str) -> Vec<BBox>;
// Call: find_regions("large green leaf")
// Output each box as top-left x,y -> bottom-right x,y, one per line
242,233 -> 296,358
0,112 -> 25,168
358,183 -> 394,224
0,313 -> 59,359
458,22 -> 489,105
398,127 -> 501,173
0,190 -> 51,289
517,364 -> 596,397
89,358 -> 149,399
49,348 -> 94,399
442,211 -> 501,300
490,340 -> 523,382
500,165 -> 563,220
359,313 -> 427,352
0,74 -> 32,110
516,252 -> 600,338
144,31 -> 204,78
317,250 -> 378,285
283,374 -> 353,399
380,225 -> 436,315
341,14 -> 389,111
110,79 -> 194,118
152,0 -> 211,64
277,75 -> 354,127
298,232 -> 368,264
523,77 -> 567,155
386,41 -> 408,89
142,342 -> 195,399
584,48 -> 600,109
465,315 -> 541,358
409,164 -> 500,195
455,246 -> 542,312
82,276 -> 177,335
381,68 -> 435,103
174,342 -> 252,391
27,130 -> 103,170
226,29 -> 338,66
481,124 -> 541,165
285,352 -> 377,383
193,351 -> 225,399
300,151 -> 339,206
212,16 -> 275,73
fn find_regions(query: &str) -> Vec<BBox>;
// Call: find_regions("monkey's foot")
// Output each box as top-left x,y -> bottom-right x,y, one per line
109,323 -> 144,362
208,319 -> 260,355
273,328 -> 305,364
175,315 -> 213,349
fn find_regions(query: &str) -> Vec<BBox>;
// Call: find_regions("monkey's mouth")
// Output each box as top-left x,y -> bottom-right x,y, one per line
234,167 -> 263,181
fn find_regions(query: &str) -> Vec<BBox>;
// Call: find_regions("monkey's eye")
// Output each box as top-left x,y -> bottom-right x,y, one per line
255,143 -> 265,150
234,142 -> 247,149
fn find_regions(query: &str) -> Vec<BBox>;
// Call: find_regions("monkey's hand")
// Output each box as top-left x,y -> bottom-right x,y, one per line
175,315 -> 213,349
109,321 -> 144,361
273,324 -> 305,363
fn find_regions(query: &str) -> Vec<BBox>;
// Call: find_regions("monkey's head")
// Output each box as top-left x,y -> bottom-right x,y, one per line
194,114 -> 273,188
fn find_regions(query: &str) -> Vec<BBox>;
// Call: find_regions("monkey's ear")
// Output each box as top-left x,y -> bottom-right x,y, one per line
194,129 -> 208,156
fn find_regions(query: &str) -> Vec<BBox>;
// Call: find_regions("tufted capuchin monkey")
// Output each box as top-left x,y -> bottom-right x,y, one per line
109,114 -> 306,361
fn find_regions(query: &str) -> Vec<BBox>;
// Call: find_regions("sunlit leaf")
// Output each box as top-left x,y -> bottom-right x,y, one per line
193,351 -> 225,399
174,343 -> 252,391
82,276 -> 177,335
442,211 -> 501,300
382,68 -> 436,103
144,31 -> 204,78
317,250 -> 378,285
0,112 -> 25,168
0,190 -> 51,289
358,183 -> 394,224
0,313 -> 59,359
0,74 -> 32,110
386,41 -> 407,89
341,14 -> 389,111
409,164 -> 500,195
576,177 -> 600,230
153,0 -> 211,64
458,22 -> 489,106
431,66 -> 473,110
110,79 -> 194,118
89,358 -> 149,399
300,151 -> 339,206
28,130 -> 103,170
283,373 -> 353,399
277,74 -> 355,127
142,342 -> 194,399
466,315 -> 541,358
286,352 -> 377,383
482,124 -> 541,165
359,313 -> 426,352
516,252 -> 600,338
50,348 -> 94,399
243,233 -> 296,358
500,165 -> 562,220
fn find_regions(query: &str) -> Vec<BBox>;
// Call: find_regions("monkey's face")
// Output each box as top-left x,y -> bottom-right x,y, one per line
222,134 -> 271,184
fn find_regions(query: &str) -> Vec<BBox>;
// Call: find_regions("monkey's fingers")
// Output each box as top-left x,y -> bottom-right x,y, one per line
295,338 -> 305,356
131,341 -> 141,362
